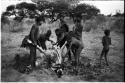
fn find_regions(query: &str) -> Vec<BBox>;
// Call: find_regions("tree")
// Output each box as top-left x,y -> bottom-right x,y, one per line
31,0 -> 80,4
6,5 -> 15,11
15,2 -> 37,21
73,3 -> 100,21
113,12 -> 124,17
1,12 -> 10,24
2,0 -> 100,23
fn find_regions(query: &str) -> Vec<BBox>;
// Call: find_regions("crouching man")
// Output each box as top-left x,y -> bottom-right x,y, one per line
27,39 -> 67,78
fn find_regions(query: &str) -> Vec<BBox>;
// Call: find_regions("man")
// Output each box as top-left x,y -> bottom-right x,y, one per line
69,17 -> 84,69
55,17 -> 72,60
59,17 -> 69,33
38,30 -> 54,50
55,17 -> 70,48
56,17 -> 84,68
29,17 -> 42,69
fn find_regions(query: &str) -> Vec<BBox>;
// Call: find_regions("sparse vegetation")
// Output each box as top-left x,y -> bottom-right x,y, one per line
1,0 -> 124,82
110,18 -> 124,33
1,15 -> 124,81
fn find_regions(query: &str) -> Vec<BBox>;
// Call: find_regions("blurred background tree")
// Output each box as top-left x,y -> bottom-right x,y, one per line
2,0 -> 100,23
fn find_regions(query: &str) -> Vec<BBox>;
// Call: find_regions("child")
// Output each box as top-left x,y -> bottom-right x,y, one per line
38,30 -> 54,50
100,29 -> 111,66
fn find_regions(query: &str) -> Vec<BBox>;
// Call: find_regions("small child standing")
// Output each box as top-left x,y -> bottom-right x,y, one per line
100,29 -> 111,66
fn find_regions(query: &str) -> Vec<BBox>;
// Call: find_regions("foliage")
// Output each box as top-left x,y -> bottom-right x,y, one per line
1,12 -> 10,25
110,18 -> 124,33
84,20 -> 98,32
113,12 -> 124,17
16,2 -> 37,11
74,3 -> 100,18
2,0 -> 100,23
31,0 -> 80,4
6,5 -> 15,11
94,15 -> 106,24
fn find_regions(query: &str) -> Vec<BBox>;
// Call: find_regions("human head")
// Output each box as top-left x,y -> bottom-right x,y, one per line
46,30 -> 52,37
104,29 -> 110,36
35,17 -> 42,25
74,17 -> 81,26
60,17 -> 65,25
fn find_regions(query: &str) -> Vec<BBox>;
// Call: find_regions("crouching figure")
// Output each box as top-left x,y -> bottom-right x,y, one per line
27,39 -> 67,78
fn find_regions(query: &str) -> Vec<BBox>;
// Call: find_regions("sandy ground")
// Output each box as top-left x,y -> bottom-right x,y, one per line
1,21 -> 124,82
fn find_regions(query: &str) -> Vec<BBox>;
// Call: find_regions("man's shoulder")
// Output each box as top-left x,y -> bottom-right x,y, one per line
32,24 -> 40,30
102,36 -> 106,40
108,36 -> 111,39
103,36 -> 111,40
32,24 -> 36,27
78,24 -> 83,27
39,34 -> 45,37
78,24 -> 83,29
32,24 -> 39,27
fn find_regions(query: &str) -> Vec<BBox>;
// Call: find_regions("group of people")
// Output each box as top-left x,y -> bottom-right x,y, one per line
21,16 -> 111,71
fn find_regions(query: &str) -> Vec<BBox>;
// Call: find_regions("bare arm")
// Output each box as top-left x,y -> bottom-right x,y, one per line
30,25 -> 39,45
61,41 -> 67,51
65,40 -> 72,57
48,39 -> 55,43
73,26 -> 75,31
102,37 -> 105,46
109,38 -> 111,45
55,33 -> 65,45
46,36 -> 56,44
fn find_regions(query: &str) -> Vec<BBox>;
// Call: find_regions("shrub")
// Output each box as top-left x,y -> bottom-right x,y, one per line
24,18 -> 34,25
84,20 -> 98,32
95,15 -> 106,24
110,18 -> 124,33
10,21 -> 25,32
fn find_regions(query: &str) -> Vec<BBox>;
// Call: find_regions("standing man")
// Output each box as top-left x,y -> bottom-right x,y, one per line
29,17 -> 42,69
70,17 -> 84,70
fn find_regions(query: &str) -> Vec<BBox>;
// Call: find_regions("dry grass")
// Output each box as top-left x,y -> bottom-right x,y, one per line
1,16 -> 124,82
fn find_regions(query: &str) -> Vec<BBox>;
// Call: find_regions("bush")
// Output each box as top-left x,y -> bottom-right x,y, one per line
1,19 -> 26,33
84,20 -> 98,32
95,15 -> 106,24
24,18 -> 34,25
1,16 -> 10,30
110,18 -> 124,33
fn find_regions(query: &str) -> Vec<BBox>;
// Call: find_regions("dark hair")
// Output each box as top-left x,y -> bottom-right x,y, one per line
74,17 -> 81,23
63,24 -> 69,32
35,17 -> 42,23
104,29 -> 110,36
55,29 -> 60,35
46,30 -> 52,36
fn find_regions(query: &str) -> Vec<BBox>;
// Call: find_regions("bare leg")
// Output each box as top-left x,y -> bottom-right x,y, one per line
76,47 -> 83,66
100,49 -> 105,66
68,49 -> 72,61
30,46 -> 36,69
104,50 -> 109,66
71,38 -> 84,71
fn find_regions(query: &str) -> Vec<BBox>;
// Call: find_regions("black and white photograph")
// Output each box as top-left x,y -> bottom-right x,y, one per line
0,0 -> 124,82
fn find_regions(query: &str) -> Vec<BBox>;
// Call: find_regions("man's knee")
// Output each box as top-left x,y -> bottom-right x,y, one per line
76,40 -> 84,50
80,42 -> 84,49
